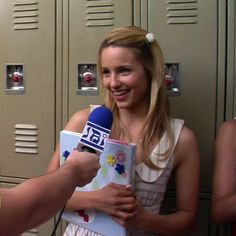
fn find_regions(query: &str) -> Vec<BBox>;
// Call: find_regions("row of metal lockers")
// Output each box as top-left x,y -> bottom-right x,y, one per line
0,0 -> 235,235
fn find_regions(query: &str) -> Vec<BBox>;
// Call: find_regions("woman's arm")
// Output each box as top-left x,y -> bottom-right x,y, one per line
66,183 -> 137,218
120,126 -> 200,236
212,120 -> 236,223
47,108 -> 91,173
47,109 -> 137,216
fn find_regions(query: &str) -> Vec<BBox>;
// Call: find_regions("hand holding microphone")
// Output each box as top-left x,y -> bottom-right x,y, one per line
68,106 -> 113,186
50,106 -> 113,236
66,150 -> 100,187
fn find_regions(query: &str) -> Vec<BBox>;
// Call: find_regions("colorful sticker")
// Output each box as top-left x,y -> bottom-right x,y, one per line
106,149 -> 127,176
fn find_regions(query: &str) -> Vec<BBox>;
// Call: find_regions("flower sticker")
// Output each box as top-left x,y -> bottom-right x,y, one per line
62,150 -> 70,161
107,154 -> 116,166
116,150 -> 126,164
106,149 -> 127,176
115,163 -> 125,175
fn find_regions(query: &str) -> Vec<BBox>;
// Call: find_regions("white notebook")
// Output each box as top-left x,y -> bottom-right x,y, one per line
60,130 -> 136,236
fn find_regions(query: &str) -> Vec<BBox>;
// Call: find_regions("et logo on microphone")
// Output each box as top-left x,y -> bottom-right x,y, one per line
80,121 -> 111,153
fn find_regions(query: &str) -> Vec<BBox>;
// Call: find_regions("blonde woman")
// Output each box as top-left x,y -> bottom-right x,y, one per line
48,26 -> 200,236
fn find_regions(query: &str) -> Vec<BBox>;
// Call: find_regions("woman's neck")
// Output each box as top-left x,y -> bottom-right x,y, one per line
115,109 -> 146,143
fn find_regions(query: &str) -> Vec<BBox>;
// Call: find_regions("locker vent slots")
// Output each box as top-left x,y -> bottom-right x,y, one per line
13,0 -> 39,30
85,0 -> 114,27
166,0 -> 198,24
14,124 -> 38,154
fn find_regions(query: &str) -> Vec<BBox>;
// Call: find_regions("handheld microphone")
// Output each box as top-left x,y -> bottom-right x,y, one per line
51,106 -> 113,236
77,106 -> 113,154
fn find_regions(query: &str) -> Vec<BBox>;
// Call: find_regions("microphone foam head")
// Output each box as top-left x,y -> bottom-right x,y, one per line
88,106 -> 113,130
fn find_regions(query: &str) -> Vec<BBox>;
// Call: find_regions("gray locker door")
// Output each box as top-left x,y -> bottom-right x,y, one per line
0,0 -> 56,178
64,0 -> 133,124
226,0 -> 236,120
145,0 -> 222,235
147,0 -> 217,193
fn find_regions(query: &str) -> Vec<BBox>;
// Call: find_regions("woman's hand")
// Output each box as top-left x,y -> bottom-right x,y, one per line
94,183 -> 137,219
112,197 -> 144,229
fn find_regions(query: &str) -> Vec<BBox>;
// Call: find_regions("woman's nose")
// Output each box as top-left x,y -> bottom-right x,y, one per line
110,73 -> 120,88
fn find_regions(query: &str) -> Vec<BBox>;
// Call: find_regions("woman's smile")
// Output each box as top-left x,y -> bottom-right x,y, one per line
112,89 -> 130,101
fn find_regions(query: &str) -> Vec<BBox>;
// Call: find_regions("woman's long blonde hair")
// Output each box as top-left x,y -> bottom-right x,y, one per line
97,26 -> 174,169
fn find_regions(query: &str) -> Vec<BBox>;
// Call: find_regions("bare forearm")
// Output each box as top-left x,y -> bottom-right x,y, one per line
66,191 -> 98,211
0,161 -> 78,235
130,211 -> 196,236
22,162 -> 78,227
66,183 -> 136,217
212,195 -> 236,223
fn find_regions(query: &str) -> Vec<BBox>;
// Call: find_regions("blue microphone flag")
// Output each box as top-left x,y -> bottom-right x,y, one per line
80,106 -> 113,153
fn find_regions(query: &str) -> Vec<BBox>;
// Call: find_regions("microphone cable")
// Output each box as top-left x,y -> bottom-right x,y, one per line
50,204 -> 66,236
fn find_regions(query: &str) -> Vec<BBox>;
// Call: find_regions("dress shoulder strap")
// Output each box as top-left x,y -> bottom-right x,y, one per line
135,118 -> 184,182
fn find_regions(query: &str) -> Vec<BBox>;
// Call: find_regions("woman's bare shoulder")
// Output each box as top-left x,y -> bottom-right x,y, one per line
178,125 -> 198,145
70,108 -> 91,122
218,120 -> 236,134
174,125 -> 199,161
64,108 -> 91,132
215,120 -> 236,147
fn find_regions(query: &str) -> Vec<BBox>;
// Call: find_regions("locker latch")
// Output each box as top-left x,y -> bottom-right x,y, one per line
77,64 -> 98,95
165,63 -> 180,96
5,64 -> 24,95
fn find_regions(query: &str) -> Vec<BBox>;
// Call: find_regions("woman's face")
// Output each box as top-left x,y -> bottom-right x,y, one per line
101,46 -> 150,111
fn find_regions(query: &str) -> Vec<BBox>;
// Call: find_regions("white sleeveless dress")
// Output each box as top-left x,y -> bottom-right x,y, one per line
63,119 -> 184,236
